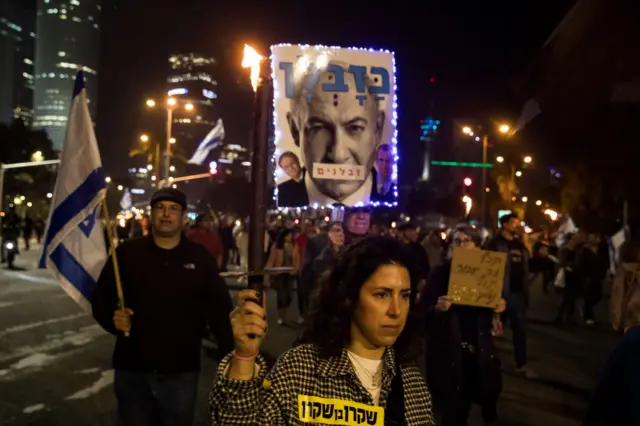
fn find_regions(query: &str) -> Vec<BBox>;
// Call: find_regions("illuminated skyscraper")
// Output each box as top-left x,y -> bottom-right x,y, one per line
33,0 -> 101,150
166,53 -> 218,157
0,0 -> 36,125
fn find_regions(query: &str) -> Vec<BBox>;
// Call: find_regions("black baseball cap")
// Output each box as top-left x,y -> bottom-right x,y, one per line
150,188 -> 187,210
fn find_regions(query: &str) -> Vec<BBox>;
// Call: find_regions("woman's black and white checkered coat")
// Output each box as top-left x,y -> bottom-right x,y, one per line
209,344 -> 435,425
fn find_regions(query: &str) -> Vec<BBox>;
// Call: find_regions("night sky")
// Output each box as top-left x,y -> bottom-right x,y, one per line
96,0 -> 575,183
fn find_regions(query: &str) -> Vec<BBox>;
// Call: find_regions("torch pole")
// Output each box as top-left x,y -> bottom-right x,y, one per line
248,63 -> 271,273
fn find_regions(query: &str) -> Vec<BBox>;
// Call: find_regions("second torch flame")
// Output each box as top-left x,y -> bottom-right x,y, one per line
242,44 -> 265,92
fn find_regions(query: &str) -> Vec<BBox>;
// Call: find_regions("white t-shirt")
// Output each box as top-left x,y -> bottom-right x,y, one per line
347,351 -> 383,405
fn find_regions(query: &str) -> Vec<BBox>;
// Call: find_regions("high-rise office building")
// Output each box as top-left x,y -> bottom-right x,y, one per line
0,0 -> 36,125
167,53 -> 218,158
33,0 -> 101,150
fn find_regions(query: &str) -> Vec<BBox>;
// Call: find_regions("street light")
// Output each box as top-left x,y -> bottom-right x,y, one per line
169,165 -> 175,172
140,134 -> 149,143
105,176 -> 111,183
146,99 -> 156,108
463,177 -> 472,187
46,192 -> 53,199
32,151 -> 44,162
521,196 -> 528,202
185,103 -> 194,111
496,156 -> 504,163
147,164 -> 153,170
167,97 -> 177,107
523,155 -> 532,164
27,202 -> 32,207
515,170 -> 523,177
536,200 -> 542,206
169,137 -> 176,144
499,124 -> 511,134
117,185 -> 123,191
462,126 -> 472,135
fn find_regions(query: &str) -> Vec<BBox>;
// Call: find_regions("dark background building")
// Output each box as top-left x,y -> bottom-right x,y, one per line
0,0 -> 36,125
33,0 -> 102,151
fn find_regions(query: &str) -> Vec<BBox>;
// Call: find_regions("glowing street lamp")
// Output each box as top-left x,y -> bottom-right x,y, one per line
46,192 -> 53,199
523,155 -> 532,164
117,185 -> 123,191
499,124 -> 511,134
536,200 -> 542,206
169,137 -> 176,144
184,103 -> 194,111
462,126 -> 472,135
496,156 -> 504,163
105,176 -> 112,183
515,170 -> 523,177
146,99 -> 156,108
167,97 -> 177,107
169,165 -> 175,172
463,177 -> 472,187
140,134 -> 149,143
462,195 -> 473,216
521,196 -> 528,203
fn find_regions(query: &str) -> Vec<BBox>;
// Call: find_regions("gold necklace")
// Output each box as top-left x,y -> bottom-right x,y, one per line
348,353 -> 383,388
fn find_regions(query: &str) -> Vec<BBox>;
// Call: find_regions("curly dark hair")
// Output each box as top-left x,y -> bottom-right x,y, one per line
298,236 -> 422,365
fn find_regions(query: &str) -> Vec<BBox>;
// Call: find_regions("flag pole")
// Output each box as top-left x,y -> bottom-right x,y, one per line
100,197 -> 129,337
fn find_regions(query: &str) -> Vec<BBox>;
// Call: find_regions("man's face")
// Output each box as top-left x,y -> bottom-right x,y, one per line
279,155 -> 301,180
504,218 -> 520,234
403,228 -> 418,243
151,201 -> 184,238
351,264 -> 411,350
346,211 -> 371,236
376,148 -> 393,180
293,69 -> 385,200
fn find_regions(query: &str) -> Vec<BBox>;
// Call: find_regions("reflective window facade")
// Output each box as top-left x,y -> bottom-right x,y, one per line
0,0 -> 36,125
33,0 -> 101,150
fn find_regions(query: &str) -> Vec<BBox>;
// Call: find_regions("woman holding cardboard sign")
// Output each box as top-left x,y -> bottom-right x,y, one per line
421,225 -> 505,426
209,237 -> 435,425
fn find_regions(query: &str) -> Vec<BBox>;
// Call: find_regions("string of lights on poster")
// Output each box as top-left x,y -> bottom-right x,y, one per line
270,44 -> 398,213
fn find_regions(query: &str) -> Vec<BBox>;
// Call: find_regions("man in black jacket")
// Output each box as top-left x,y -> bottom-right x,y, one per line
92,188 -> 234,426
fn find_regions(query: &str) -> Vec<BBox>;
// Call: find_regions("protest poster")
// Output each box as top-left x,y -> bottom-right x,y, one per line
448,248 -> 507,308
270,44 -> 398,208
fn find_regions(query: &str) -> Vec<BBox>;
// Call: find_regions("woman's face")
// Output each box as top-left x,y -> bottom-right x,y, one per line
351,264 -> 412,350
452,231 -> 475,249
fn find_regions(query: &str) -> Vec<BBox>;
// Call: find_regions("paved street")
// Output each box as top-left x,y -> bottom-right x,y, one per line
0,242 -> 619,425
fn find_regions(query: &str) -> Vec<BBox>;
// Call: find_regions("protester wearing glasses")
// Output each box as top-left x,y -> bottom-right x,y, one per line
92,188 -> 234,426
422,226 -> 505,426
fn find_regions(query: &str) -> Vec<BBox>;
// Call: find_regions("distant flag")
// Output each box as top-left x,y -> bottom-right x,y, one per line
188,118 -> 225,165
513,98 -> 541,133
39,71 -> 108,313
120,188 -> 132,211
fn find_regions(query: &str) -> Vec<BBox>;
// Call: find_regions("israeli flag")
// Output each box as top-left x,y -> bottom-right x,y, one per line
39,71 -> 108,313
188,118 -> 225,165
120,188 -> 132,211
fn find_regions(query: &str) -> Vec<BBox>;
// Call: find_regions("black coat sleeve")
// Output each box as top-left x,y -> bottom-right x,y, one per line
91,250 -> 120,335
204,258 -> 234,359
421,264 -> 451,330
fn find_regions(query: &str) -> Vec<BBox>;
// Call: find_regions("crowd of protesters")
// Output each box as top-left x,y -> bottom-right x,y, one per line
91,187 -> 639,426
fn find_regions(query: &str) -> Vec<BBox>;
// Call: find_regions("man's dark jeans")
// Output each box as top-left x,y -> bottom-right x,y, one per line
114,370 -> 198,426
503,291 -> 527,368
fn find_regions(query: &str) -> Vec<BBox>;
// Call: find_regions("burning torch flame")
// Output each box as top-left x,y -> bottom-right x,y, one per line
242,44 -> 265,92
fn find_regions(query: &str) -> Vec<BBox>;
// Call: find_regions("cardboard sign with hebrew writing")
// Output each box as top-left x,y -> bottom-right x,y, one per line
447,248 -> 507,308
